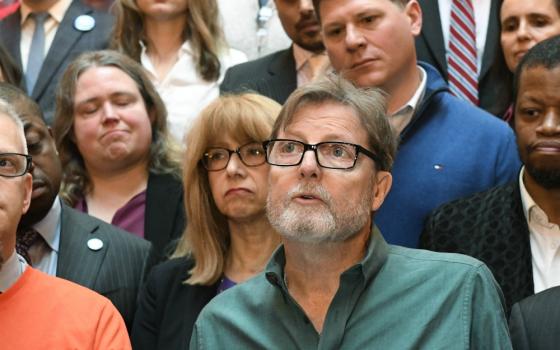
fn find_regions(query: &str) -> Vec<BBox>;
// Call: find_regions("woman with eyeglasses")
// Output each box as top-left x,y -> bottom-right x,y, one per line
131,93 -> 281,350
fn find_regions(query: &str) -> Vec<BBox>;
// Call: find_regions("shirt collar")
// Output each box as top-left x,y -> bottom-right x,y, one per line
519,166 -> 555,228
265,224 -> 390,289
292,43 -> 318,71
392,66 -> 427,117
0,251 -> 27,292
20,0 -> 72,25
32,197 -> 61,253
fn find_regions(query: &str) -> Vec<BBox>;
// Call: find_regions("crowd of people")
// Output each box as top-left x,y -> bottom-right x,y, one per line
0,0 -> 559,349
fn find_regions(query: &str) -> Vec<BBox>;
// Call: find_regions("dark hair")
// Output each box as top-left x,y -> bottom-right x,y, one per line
513,35 -> 560,107
270,74 -> 397,171
0,83 -> 42,120
0,43 -> 22,86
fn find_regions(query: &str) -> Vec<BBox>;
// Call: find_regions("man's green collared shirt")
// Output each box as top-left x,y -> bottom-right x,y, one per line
190,227 -> 512,349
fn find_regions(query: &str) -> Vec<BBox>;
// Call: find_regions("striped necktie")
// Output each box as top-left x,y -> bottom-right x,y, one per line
447,0 -> 479,105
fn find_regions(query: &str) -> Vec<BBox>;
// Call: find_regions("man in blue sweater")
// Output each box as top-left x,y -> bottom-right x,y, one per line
313,0 -> 521,247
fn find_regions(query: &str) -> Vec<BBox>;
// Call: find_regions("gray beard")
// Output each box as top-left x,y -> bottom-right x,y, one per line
267,182 -> 372,244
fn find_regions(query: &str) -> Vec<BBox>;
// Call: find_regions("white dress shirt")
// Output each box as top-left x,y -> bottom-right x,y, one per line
293,44 -> 329,87
519,168 -> 560,293
141,41 -> 247,143
19,0 -> 72,72
390,66 -> 427,134
217,0 -> 291,60
28,197 -> 61,276
438,0 -> 491,73
0,251 -> 27,293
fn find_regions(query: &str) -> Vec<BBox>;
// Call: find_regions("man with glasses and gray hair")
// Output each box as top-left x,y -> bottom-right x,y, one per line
0,101 -> 131,348
190,77 -> 512,349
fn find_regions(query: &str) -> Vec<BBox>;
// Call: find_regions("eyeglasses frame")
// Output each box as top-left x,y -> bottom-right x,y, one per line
262,139 -> 379,170
202,142 -> 267,171
0,152 -> 33,178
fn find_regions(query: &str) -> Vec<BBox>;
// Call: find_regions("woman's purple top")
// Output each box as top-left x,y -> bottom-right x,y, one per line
74,190 -> 147,238
217,276 -> 237,294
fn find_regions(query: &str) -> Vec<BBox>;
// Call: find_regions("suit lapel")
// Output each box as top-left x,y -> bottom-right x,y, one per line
261,47 -> 297,103
479,0 -> 500,81
145,173 -> 182,255
0,11 -> 23,70
418,0 -> 447,77
32,0 -> 88,99
56,203 -> 108,289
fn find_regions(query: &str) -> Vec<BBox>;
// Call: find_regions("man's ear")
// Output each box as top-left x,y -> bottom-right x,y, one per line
371,170 -> 392,212
405,0 -> 423,37
21,173 -> 33,214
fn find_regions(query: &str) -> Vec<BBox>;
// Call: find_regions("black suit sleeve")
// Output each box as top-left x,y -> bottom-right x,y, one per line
132,265 -> 161,350
509,302 -> 530,350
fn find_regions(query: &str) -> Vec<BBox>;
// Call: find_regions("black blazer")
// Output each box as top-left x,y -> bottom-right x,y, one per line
420,181 -> 533,315
415,0 -> 512,116
131,258 -> 219,350
145,172 -> 186,260
56,203 -> 152,329
509,286 -> 560,350
0,0 -> 112,124
220,47 -> 297,104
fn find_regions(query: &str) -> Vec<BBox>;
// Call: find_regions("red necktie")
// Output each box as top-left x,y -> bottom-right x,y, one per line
447,0 -> 479,105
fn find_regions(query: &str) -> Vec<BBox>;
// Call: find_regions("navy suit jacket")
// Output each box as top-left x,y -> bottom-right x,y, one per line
415,0 -> 512,116
56,203 -> 152,329
0,0 -> 112,124
220,47 -> 297,104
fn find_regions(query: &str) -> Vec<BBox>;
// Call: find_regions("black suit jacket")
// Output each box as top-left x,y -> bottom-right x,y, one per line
145,172 -> 186,259
420,181 -> 533,315
509,286 -> 560,350
415,0 -> 512,116
0,0 -> 112,124
131,258 -> 219,350
56,203 -> 152,329
220,47 -> 297,104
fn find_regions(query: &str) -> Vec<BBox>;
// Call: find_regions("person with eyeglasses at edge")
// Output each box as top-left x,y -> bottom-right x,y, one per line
0,100 -> 131,349
190,77 -> 511,349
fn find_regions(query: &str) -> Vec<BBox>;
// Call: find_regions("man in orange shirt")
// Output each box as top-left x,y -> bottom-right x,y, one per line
0,100 -> 131,349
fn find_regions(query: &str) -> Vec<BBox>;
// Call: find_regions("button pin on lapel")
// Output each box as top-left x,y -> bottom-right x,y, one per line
87,238 -> 103,251
74,15 -> 95,32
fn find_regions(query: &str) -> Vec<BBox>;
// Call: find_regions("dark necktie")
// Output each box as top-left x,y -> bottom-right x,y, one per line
16,227 -> 43,264
26,12 -> 49,95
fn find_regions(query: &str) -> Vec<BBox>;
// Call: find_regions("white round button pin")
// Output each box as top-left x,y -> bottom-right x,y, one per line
87,238 -> 104,251
74,15 -> 95,32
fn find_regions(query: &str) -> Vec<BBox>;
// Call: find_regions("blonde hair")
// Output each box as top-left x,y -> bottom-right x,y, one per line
172,93 -> 281,285
111,0 -> 226,82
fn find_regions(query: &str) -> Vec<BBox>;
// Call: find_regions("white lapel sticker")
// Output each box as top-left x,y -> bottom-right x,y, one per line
87,238 -> 104,251
74,15 -> 95,32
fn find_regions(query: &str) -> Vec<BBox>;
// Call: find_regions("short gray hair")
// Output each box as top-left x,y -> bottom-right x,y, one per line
0,99 -> 27,154
270,75 -> 397,171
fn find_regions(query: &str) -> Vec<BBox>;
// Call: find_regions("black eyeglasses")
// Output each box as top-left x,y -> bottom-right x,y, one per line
202,142 -> 267,171
263,139 -> 378,170
0,153 -> 32,178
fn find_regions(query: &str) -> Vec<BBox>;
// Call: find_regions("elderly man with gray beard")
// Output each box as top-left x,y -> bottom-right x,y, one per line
190,77 -> 512,349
